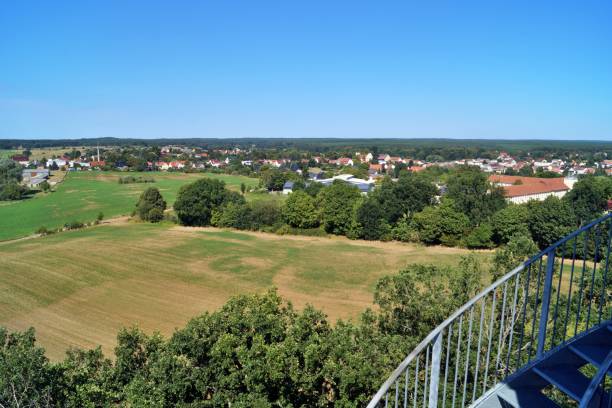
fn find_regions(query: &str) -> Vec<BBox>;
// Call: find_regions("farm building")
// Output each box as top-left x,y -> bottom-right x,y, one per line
317,174 -> 375,194
22,169 -> 50,188
488,175 -> 570,204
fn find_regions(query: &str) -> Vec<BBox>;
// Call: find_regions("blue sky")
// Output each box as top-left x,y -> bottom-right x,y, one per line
1,1 -> 611,140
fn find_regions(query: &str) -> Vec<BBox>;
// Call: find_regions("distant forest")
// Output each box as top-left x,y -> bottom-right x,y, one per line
2,138 -> 612,160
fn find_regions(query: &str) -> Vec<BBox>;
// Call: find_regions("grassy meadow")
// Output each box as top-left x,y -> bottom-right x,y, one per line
0,149 -> 20,159
0,171 -> 259,241
0,221 -> 490,359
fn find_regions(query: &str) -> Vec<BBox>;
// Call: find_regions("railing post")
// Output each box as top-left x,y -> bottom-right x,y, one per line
428,331 -> 443,408
537,250 -> 556,357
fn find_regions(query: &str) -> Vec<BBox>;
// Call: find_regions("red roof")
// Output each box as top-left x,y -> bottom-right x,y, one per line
489,175 -> 568,198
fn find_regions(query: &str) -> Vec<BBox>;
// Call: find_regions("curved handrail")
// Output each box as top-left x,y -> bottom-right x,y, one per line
368,212 -> 612,408
579,350 -> 612,408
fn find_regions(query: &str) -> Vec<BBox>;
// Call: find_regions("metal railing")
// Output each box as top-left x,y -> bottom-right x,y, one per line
579,350 -> 612,408
368,213 -> 612,408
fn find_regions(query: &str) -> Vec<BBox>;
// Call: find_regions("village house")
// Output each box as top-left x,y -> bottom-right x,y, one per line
46,158 -> 67,168
263,159 -> 283,168
11,155 -> 30,166
307,167 -> 324,180
489,175 -> 570,204
156,161 -> 186,170
369,163 -> 384,175
89,160 -> 106,169
363,152 -> 374,163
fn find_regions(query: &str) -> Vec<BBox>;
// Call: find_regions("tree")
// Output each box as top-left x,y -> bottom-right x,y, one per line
527,196 -> 576,249
135,187 -> 167,223
564,176 -> 612,224
249,198 -> 282,229
465,223 -> 494,249
317,182 -> 361,235
0,181 -> 27,201
372,175 -> 438,225
240,182 -> 246,195
304,181 -> 324,197
489,233 -> 538,280
490,204 -> 530,244
0,159 -> 26,201
260,168 -> 287,191
282,190 -> 319,229
0,158 -> 22,184
446,166 -> 506,224
374,256 -> 481,338
355,198 -> 389,240
0,327 -> 54,406
58,347 -> 115,406
212,202 -> 252,229
518,165 -> 534,176
412,199 -> 470,245
174,179 -> 244,226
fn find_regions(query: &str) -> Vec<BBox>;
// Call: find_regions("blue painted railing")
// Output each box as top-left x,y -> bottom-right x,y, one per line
368,213 -> 612,408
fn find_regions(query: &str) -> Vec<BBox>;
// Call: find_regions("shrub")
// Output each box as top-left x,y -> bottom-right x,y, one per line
119,176 -> 155,184
97,212 -> 104,221
64,221 -> 84,230
249,199 -> 282,229
392,218 -> 419,243
35,226 -> 50,235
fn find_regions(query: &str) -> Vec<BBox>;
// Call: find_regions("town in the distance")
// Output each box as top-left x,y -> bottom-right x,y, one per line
6,139 -> 611,204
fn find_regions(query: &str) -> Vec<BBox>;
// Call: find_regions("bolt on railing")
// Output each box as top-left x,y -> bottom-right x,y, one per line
368,213 -> 612,408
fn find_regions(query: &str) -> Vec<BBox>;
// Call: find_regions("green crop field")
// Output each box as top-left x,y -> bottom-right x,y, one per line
0,221 -> 490,359
0,171 -> 259,241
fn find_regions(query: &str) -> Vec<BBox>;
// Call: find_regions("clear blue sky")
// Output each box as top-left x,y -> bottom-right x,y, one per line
1,1 -> 611,140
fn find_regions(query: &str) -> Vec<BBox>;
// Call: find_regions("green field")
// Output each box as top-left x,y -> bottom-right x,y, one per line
0,221 -> 490,359
0,149 -> 19,159
0,171 -> 259,241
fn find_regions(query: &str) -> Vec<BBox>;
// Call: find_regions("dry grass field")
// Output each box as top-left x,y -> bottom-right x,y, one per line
0,221 -> 491,360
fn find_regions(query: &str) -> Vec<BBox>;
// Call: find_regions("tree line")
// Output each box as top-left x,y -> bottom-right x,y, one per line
134,166 -> 612,252
0,159 -> 28,200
